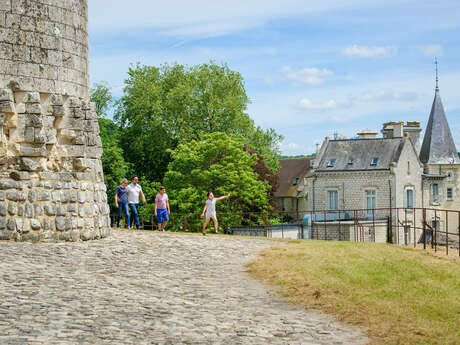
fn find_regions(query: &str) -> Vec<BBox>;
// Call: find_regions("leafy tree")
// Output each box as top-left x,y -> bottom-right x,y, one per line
114,61 -> 282,181
90,82 -> 132,212
163,132 -> 271,231
90,81 -> 113,118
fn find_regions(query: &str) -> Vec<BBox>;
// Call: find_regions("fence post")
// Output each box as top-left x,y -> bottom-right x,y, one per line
445,210 -> 448,256
413,208 -> 416,248
324,210 -> 327,241
372,208 -> 375,242
388,208 -> 393,243
423,208 -> 426,250
434,209 -> 437,252
338,210 -> 341,241
404,208 -> 408,245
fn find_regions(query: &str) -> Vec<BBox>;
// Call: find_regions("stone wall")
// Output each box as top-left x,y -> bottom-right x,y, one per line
0,0 -> 89,99
0,0 -> 110,241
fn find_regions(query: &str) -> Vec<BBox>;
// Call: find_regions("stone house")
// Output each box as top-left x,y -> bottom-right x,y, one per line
307,83 -> 459,244
273,158 -> 312,215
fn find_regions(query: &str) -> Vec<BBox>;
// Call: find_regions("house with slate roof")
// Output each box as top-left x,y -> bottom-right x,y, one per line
305,70 -> 459,244
274,158 -> 312,214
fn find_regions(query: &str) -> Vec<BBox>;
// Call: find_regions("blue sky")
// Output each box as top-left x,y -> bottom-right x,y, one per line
88,0 -> 460,155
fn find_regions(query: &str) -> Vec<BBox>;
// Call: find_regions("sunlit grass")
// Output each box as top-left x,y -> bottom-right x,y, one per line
248,241 -> 460,345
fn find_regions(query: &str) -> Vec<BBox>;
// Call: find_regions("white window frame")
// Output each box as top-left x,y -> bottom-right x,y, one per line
404,188 -> 415,209
366,190 -> 376,217
328,190 -> 339,210
430,183 -> 442,204
447,187 -> 453,201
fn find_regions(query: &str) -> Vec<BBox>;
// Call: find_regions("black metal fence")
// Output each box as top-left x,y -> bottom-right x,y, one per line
111,207 -> 460,256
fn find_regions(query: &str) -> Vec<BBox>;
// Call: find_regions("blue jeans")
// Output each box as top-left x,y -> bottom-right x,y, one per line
117,201 -> 130,228
129,203 -> 140,228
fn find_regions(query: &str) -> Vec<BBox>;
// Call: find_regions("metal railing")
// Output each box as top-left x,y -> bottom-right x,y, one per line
111,207 -> 460,257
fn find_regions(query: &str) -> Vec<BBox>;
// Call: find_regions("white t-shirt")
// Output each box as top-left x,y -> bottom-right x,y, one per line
205,199 -> 216,218
127,183 -> 142,204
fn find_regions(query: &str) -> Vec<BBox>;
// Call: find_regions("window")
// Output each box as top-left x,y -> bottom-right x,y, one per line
327,159 -> 336,167
348,158 -> 354,165
431,183 -> 441,203
447,187 -> 453,200
370,157 -> 379,166
366,190 -> 376,216
293,178 -> 299,186
405,189 -> 414,208
328,191 -> 338,210
407,161 -> 410,175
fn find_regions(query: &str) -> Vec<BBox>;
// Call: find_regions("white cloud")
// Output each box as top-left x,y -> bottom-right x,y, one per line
281,66 -> 333,85
342,45 -> 398,58
299,98 -> 338,110
414,44 -> 444,57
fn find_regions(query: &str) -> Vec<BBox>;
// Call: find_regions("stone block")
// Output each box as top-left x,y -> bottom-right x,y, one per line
0,88 -> 13,102
80,230 -> 93,241
60,191 -> 69,203
37,190 -> 50,201
25,103 -> 42,114
7,202 -> 17,215
41,231 -> 58,241
0,217 -> 5,229
69,229 -> 79,241
44,203 -> 56,216
20,157 -> 42,171
6,189 -> 18,201
0,179 -> 19,190
0,101 -> 14,113
17,204 -> 23,216
55,216 -> 67,231
0,202 -> 6,216
52,105 -> 65,116
10,171 -> 30,181
6,218 -> 15,230
57,205 -> 66,216
25,203 -> 33,218
34,204 -> 43,217
0,230 -> 13,240
24,92 -> 41,104
16,218 -> 30,233
19,145 -> 47,157
28,190 -> 35,202
58,231 -> 70,241
0,192 -> 4,201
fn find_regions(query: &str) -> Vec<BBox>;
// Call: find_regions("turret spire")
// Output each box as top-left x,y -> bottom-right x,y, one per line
435,57 -> 439,91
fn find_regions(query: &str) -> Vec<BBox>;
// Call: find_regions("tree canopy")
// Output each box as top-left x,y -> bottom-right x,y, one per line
115,61 -> 282,182
164,132 -> 271,227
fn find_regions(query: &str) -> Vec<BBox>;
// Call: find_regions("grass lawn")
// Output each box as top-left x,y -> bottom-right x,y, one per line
247,240 -> 460,345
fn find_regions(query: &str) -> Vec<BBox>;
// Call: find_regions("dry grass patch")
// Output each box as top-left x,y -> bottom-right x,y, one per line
248,241 -> 460,345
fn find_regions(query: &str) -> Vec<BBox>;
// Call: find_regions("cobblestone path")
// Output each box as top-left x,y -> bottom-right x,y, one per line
0,230 -> 369,345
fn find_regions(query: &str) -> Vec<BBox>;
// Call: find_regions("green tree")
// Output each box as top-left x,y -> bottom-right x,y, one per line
90,82 -> 132,212
115,61 -> 282,182
90,81 -> 113,118
163,132 -> 271,231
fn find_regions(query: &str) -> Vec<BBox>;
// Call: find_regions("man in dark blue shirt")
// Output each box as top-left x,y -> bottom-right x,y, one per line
115,178 -> 130,228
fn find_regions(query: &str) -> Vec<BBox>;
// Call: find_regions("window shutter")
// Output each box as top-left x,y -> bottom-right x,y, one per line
403,189 -> 407,208
439,183 -> 443,203
413,190 -> 417,208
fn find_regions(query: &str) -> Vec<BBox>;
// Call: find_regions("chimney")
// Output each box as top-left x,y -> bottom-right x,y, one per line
393,121 -> 404,138
357,129 -> 378,139
403,121 -> 422,152
382,121 -> 397,138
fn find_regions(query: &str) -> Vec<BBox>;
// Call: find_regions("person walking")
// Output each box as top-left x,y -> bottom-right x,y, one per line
154,186 -> 170,232
200,192 -> 230,235
127,176 -> 146,229
115,178 -> 130,228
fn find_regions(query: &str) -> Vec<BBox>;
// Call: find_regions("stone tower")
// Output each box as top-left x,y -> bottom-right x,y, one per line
0,0 -> 111,241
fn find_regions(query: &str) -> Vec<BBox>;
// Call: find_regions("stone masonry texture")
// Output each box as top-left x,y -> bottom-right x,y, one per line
0,0 -> 111,241
0,230 -> 369,344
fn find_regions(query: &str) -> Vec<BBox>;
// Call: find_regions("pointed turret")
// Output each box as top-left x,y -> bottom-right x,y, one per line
419,89 -> 460,164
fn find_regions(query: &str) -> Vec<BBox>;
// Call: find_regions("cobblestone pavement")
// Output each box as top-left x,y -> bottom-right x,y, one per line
0,230 -> 369,345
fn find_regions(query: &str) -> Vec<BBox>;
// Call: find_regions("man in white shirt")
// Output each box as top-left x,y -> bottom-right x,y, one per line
127,176 -> 146,229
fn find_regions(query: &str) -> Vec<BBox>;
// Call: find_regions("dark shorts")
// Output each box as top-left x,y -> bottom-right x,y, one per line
157,209 -> 169,223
